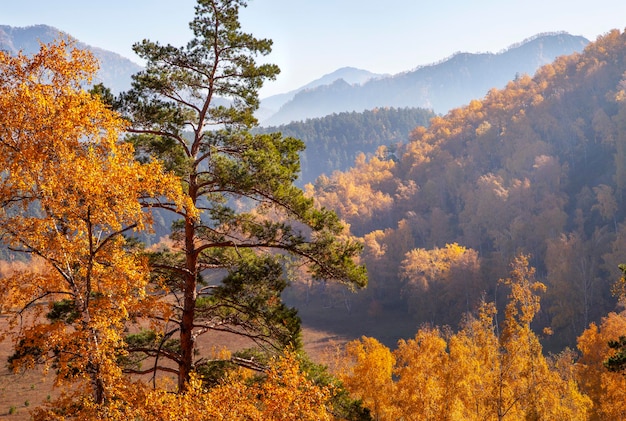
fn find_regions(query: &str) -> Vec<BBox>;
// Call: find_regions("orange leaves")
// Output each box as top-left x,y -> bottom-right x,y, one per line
400,242 -> 473,291
400,243 -> 482,324
254,352 -> 335,420
334,256 -> 591,420
0,40 -> 109,157
394,329 -> 452,420
336,336 -> 396,420
75,352 -> 337,421
576,312 -> 626,420
0,39 -> 188,409
501,254 -> 545,327
310,153 -> 396,235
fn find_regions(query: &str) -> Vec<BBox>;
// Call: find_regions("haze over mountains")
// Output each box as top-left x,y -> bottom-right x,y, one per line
0,24 -> 141,93
261,32 -> 589,125
258,67 -> 386,117
1,25 -> 589,127
298,28 -> 626,351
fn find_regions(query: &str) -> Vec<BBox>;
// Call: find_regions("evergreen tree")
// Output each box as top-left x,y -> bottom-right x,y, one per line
119,0 -> 366,391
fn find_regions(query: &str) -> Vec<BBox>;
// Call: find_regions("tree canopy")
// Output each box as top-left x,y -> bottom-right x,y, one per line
0,40 -> 185,410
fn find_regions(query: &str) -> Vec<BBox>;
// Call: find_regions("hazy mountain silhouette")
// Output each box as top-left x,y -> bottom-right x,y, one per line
257,67 -> 385,121
1,25 -> 588,127
300,29 -> 626,348
0,24 -> 142,93
261,32 -> 589,126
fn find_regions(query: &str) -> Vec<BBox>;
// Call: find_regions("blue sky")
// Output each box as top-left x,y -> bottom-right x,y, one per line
4,0 -> 626,96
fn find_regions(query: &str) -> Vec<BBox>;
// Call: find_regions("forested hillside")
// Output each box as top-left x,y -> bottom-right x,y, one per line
303,29 -> 626,351
256,107 -> 434,185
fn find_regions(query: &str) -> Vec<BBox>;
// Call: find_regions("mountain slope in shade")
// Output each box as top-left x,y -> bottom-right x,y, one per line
0,24 -> 141,93
262,32 -> 589,126
256,106 -> 435,185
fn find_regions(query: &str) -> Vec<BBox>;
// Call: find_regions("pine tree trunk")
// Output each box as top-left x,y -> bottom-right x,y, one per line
179,213 -> 198,392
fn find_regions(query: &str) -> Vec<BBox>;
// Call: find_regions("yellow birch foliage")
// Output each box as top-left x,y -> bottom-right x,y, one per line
448,301 -> 502,420
393,328 -> 454,420
0,40 -> 187,412
577,312 -> 626,420
54,351 -> 335,421
334,255 -> 591,420
496,255 -> 590,420
335,336 -> 397,421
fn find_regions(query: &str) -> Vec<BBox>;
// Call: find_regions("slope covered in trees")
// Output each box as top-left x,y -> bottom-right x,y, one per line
306,29 -> 626,350
256,107 -> 435,185
4,1 -> 626,417
331,256 -> 626,420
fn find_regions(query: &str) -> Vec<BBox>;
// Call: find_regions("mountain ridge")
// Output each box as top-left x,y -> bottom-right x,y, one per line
261,32 -> 589,125
303,28 -> 626,350
257,67 -> 385,121
1,25 -> 589,127
0,24 -> 142,93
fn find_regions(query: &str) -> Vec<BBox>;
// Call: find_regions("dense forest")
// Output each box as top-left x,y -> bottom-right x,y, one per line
300,28 -> 626,352
256,107 -> 434,185
3,0 -> 626,418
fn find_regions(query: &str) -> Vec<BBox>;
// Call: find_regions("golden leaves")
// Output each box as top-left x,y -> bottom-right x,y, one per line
334,256 -> 592,420
577,312 -> 626,420
0,39 -> 189,409
69,352 -> 336,421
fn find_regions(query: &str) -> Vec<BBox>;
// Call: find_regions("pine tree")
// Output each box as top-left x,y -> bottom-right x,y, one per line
119,0 -> 367,391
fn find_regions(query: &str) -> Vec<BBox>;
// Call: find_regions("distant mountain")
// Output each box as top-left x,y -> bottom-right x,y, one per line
257,67 -> 384,121
261,32 -> 589,126
0,25 -> 141,93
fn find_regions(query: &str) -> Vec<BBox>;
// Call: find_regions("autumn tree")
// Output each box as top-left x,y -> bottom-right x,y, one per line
593,184 -> 618,232
0,41 -> 185,411
335,255 -> 591,420
308,151 -> 397,236
612,74 -> 626,202
576,311 -> 626,420
400,243 -> 482,324
333,336 -> 396,421
447,301 -> 503,419
393,328 -> 455,420
119,0 -> 367,391
31,350 -> 337,421
496,255 -> 551,419
545,228 -> 613,348
598,264 -> 626,376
